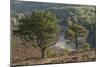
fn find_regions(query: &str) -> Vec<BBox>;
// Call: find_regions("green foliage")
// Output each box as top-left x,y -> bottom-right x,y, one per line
65,19 -> 89,50
13,10 -> 59,58
30,11 -> 59,48
67,6 -> 96,24
45,49 -> 57,58
78,7 -> 96,24
65,23 -> 89,40
63,48 -> 69,56
11,5 -> 96,59
45,48 -> 69,58
83,43 -> 90,50
66,7 -> 96,36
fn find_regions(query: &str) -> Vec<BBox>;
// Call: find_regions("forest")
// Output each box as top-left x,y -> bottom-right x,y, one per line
11,1 -> 96,66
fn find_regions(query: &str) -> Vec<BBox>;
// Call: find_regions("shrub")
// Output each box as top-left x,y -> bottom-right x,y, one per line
45,48 -> 69,58
63,48 -> 69,56
45,49 -> 58,58
83,43 -> 90,50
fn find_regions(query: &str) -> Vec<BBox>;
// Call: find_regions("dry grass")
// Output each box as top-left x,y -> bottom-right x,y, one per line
11,43 -> 96,66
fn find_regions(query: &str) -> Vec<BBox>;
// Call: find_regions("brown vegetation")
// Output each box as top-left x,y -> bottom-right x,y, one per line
12,43 -> 96,66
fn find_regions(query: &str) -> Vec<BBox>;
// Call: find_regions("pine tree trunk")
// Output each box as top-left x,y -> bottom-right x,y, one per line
75,27 -> 79,51
41,48 -> 45,59
75,33 -> 79,51
76,39 -> 79,51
